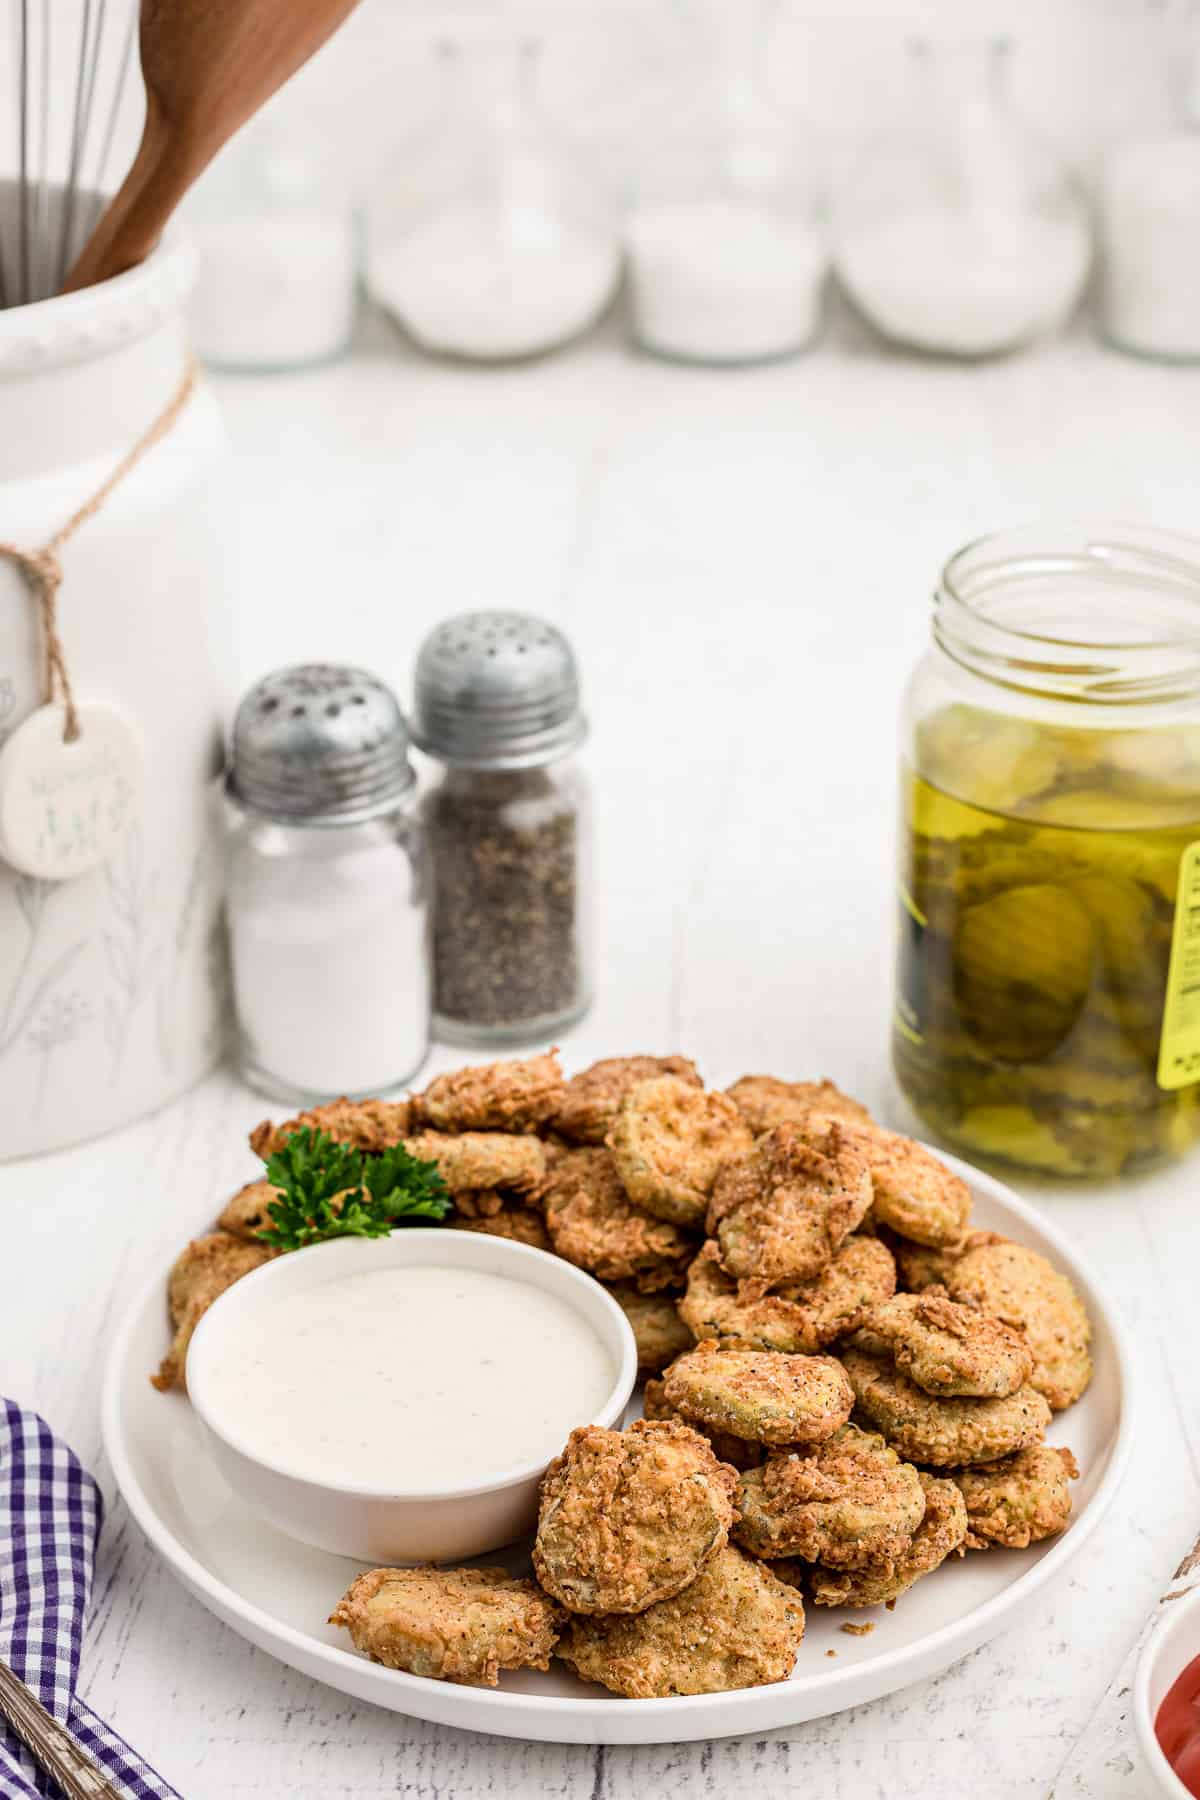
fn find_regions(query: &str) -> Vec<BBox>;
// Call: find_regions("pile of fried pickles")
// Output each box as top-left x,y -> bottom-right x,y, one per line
159,1050 -> 1092,1698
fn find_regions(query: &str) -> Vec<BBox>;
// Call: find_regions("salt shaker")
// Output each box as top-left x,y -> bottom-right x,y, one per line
225,665 -> 430,1104
413,612 -> 591,1045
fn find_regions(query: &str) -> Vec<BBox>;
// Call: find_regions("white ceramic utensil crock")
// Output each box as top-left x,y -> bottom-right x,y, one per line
0,184 -> 229,1158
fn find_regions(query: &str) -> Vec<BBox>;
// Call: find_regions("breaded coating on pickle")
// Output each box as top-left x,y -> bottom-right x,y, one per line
608,1076 -> 754,1230
533,1419 -> 737,1615
891,1237 -> 964,1293
955,1445 -> 1080,1549
414,1052 -> 564,1134
809,1473 -> 967,1607
941,1235 -> 1093,1412
725,1075 -> 872,1137
557,1545 -> 804,1698
679,1236 -> 896,1354
249,1096 -> 412,1160
402,1130 -> 546,1197
554,1055 -> 702,1145
152,1232 -> 275,1392
841,1347 -> 1051,1468
607,1286 -> 693,1375
544,1146 -> 694,1292
329,1566 -> 563,1688
822,1121 -> 970,1251
662,1342 -> 854,1446
857,1291 -> 1034,1399
642,1374 -> 764,1472
217,1178 -> 281,1241
707,1121 -> 873,1296
449,1207 -> 551,1251
734,1424 -> 926,1568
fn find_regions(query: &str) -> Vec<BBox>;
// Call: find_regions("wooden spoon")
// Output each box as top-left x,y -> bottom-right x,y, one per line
62,0 -> 361,294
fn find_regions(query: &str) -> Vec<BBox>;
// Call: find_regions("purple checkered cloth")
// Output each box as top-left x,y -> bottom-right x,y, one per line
1,1399 -> 180,1799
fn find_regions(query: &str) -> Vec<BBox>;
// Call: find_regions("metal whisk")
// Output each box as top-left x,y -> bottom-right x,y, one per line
3,0 -> 138,308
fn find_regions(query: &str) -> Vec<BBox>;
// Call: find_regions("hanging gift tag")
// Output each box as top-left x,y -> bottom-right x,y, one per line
0,700 -> 144,880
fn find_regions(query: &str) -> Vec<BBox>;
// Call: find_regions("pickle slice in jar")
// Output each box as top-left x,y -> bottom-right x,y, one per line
953,883 -> 1096,1062
914,706 -> 1064,815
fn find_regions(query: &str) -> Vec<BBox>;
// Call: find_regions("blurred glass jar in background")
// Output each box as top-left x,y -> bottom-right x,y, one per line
366,37 -> 620,363
835,38 -> 1091,357
182,120 -> 358,372
893,526 -> 1200,1180
1099,17 -> 1200,360
625,0 -> 827,365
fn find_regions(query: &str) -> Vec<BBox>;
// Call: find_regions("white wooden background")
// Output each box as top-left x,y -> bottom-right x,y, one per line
4,297 -> 1200,1796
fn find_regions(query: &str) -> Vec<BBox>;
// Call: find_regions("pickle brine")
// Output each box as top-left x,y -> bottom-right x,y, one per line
893,704 -> 1200,1177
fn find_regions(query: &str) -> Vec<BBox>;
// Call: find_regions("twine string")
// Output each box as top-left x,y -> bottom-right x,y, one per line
0,356 -> 198,743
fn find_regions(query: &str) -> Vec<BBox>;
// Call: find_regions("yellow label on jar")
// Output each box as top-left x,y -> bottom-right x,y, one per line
1158,842 -> 1200,1091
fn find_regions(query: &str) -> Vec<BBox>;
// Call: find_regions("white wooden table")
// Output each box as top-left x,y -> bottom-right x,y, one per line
5,304 -> 1200,1799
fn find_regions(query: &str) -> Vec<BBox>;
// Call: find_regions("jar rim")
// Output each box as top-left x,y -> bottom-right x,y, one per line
934,523 -> 1200,705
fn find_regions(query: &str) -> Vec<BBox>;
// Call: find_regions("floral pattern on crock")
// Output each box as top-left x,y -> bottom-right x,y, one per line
0,874 -> 87,1066
102,825 -> 161,1080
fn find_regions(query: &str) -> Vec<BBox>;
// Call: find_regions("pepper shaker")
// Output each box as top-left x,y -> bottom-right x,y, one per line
225,664 -> 430,1103
413,612 -> 591,1044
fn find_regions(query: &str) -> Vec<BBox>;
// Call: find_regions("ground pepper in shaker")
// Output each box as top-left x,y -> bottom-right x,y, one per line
413,611 -> 591,1044
224,664 -> 430,1103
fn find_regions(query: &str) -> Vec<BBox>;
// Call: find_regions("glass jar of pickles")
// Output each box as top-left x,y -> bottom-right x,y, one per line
894,524 -> 1200,1178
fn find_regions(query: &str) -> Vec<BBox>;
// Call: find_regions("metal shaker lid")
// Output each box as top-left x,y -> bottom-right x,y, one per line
411,611 -> 587,769
227,664 -> 415,823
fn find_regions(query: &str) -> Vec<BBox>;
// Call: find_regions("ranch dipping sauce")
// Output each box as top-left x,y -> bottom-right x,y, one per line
201,1264 -> 617,1490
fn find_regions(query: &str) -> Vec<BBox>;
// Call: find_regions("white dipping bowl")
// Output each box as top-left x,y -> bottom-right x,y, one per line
185,1229 -> 637,1565
1135,1585 -> 1200,1799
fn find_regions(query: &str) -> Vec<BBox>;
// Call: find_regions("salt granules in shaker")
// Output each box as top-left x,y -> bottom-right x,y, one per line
413,612 -> 591,1045
225,665 -> 430,1104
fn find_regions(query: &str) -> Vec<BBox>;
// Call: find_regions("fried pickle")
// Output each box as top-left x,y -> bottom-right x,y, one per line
554,1055 -> 702,1144
808,1473 -> 967,1607
217,1178 -> 281,1241
329,1566 -> 563,1687
662,1342 -> 854,1447
608,1076 -> 754,1230
841,1346 -> 1051,1468
823,1122 -> 971,1251
544,1146 -> 695,1292
642,1373 -> 765,1472
941,1235 -> 1093,1411
955,1444 -> 1080,1549
152,1232 -> 275,1392
402,1130 -> 546,1197
607,1286 -> 693,1376
725,1075 -> 872,1137
449,1207 -> 552,1251
678,1236 -> 896,1354
707,1121 -> 873,1296
556,1545 -> 804,1697
857,1291 -> 1034,1399
249,1096 -> 413,1160
533,1419 -> 737,1614
733,1424 -> 926,1569
413,1052 -> 564,1133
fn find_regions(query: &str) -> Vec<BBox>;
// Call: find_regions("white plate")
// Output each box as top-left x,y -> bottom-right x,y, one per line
102,1152 -> 1133,1745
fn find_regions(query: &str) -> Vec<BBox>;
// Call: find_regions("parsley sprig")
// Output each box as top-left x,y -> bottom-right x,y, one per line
257,1127 -> 451,1251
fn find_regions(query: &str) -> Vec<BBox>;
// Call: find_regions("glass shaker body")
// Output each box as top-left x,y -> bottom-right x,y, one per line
834,38 -> 1090,357
366,37 -> 620,363
1098,25 -> 1200,361
626,0 -> 826,365
893,525 -> 1200,1180
423,755 -> 592,1045
225,804 -> 431,1105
